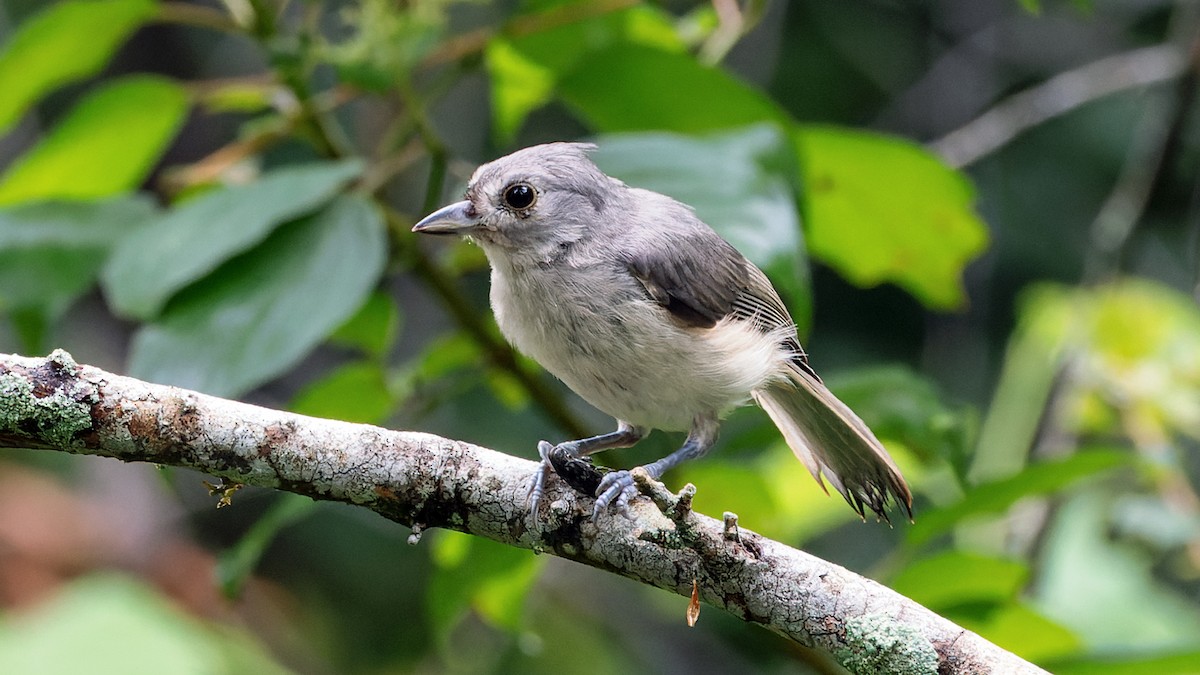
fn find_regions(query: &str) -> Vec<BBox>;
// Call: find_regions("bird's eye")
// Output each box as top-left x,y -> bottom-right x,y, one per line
503,183 -> 536,210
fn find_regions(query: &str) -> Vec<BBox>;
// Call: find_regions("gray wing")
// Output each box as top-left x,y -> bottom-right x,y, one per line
620,232 -> 819,379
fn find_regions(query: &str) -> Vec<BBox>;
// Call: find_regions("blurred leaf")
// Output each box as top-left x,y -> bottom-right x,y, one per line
329,291 -> 400,359
589,125 -> 811,332
0,574 -> 290,675
416,333 -> 483,381
682,461 -> 779,536
974,279 -> 1200,481
290,361 -> 395,424
0,0 -> 156,134
0,197 -> 157,348
485,370 -> 529,410
128,194 -> 387,397
970,284 -> 1073,482
485,38 -> 556,144
216,494 -> 317,599
0,196 -> 156,310
827,365 -> 974,474
0,76 -> 189,205
795,125 -> 988,309
959,603 -> 1080,662
200,82 -> 276,114
1046,650 -> 1200,675
908,450 -> 1130,546
485,5 -> 682,143
1111,494 -> 1200,550
890,551 -> 1027,611
103,159 -> 364,320
1034,490 -> 1200,652
428,531 -> 544,637
1075,280 -> 1200,440
324,0 -> 446,91
684,448 -> 862,543
559,44 -> 786,133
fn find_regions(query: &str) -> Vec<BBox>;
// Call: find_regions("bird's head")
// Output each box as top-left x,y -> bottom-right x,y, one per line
412,143 -> 619,262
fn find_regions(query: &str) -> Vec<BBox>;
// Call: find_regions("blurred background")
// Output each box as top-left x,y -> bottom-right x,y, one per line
1,0 -> 1198,673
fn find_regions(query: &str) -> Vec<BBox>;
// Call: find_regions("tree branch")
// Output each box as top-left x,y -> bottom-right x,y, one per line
0,351 -> 1045,675
931,44 -> 1187,169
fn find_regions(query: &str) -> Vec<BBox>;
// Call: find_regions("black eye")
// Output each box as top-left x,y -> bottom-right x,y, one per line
503,183 -> 536,210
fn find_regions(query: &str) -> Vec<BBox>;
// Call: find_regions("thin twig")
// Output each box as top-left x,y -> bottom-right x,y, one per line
931,45 -> 1187,168
156,2 -> 241,33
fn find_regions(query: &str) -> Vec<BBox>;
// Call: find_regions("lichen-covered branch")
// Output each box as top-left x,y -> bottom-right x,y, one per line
0,351 -> 1046,675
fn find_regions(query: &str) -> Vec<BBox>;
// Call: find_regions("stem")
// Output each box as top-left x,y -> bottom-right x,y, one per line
156,2 -> 240,33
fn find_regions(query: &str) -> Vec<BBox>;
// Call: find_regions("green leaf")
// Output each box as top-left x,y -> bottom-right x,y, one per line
103,159 -> 364,320
428,531 -> 543,637
215,494 -> 317,599
558,44 -> 787,133
0,0 -> 156,134
890,552 -> 1028,611
0,196 -> 157,316
1047,650 -> 1200,675
128,194 -> 387,398
974,279 -> 1200,482
290,361 -> 395,424
0,574 -> 290,675
589,125 -> 811,332
328,291 -> 400,359
795,125 -> 988,309
907,450 -> 1130,546
485,38 -> 557,144
960,603 -> 1080,662
1034,490 -> 1200,653
484,5 -> 682,143
0,76 -> 189,205
970,284 -> 1074,482
681,461 -> 779,536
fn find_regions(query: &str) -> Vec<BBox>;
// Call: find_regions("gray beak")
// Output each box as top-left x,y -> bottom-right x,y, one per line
412,200 -> 479,235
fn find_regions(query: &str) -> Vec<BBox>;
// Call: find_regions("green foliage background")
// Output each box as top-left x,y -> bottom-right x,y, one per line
0,0 -> 1198,673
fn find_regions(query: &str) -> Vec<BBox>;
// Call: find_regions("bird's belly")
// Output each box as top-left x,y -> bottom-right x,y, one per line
491,269 -> 786,431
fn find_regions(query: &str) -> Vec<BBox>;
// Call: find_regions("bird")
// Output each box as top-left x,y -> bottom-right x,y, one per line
412,142 -> 912,523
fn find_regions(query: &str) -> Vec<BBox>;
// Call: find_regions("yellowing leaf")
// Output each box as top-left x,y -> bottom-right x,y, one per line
687,579 -> 701,627
795,125 -> 989,309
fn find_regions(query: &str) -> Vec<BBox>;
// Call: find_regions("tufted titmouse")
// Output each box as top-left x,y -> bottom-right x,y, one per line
413,143 -> 911,522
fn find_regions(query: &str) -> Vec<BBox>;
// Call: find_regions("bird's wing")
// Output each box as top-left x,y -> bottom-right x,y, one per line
620,232 -> 819,379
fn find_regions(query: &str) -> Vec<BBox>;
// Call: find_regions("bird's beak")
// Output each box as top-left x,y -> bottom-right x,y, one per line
412,201 -> 479,235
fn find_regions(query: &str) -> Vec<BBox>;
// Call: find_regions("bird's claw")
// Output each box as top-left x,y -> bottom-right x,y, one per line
593,470 -> 639,522
526,440 -> 555,517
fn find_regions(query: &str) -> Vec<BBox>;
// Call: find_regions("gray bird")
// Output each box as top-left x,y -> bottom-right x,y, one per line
413,143 -> 912,522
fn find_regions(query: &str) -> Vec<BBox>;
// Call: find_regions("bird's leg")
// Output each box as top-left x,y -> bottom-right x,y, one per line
593,417 -> 719,521
528,422 -> 646,514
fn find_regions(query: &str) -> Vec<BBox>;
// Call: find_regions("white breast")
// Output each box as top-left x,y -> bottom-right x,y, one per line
489,259 -> 789,431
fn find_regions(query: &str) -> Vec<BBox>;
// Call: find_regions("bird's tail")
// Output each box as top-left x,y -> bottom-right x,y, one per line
753,362 -> 912,522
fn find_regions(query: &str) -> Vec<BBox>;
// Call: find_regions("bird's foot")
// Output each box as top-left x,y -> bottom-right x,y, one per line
528,440 -> 606,521
593,469 -> 640,522
526,441 -> 556,517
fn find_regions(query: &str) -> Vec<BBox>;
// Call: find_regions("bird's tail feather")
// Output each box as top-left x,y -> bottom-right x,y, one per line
753,363 -> 912,522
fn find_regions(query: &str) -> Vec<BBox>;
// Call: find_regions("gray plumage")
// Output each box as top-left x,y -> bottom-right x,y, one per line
413,142 -> 911,522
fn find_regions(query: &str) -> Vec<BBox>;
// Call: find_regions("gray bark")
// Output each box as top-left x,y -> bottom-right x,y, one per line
0,350 -> 1047,675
